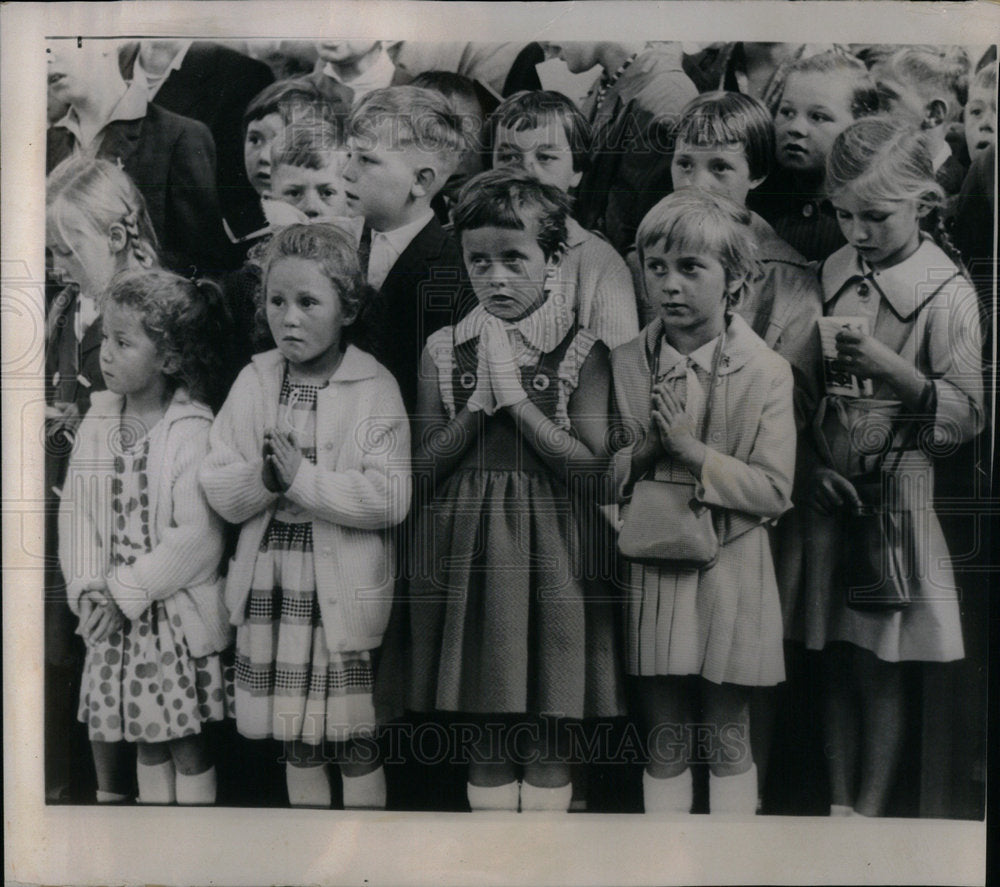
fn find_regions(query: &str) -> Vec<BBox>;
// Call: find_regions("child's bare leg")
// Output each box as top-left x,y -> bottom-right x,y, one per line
702,681 -> 753,777
336,736 -> 386,809
519,718 -> 572,811
467,721 -> 519,811
638,676 -> 692,778
135,741 -> 176,804
703,681 -> 756,815
284,739 -> 331,807
823,642 -> 861,810
854,648 -> 904,817
169,733 -> 216,804
637,676 -> 694,814
91,739 -> 130,800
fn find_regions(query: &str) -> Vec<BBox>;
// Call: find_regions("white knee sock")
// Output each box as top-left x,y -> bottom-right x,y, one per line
96,790 -> 130,804
341,766 -> 387,810
137,760 -> 176,805
643,769 -> 693,814
176,766 -> 217,805
520,781 -> 573,812
467,780 -> 520,812
286,762 -> 331,808
709,764 -> 758,816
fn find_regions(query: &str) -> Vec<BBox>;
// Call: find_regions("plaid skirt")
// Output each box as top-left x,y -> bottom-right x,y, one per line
234,519 -> 376,745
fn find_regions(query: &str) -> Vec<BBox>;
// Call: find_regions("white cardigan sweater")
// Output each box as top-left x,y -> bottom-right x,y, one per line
199,346 -> 411,653
59,388 -> 231,657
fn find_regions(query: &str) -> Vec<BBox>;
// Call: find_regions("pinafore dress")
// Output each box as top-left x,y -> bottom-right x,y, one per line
406,319 -> 625,720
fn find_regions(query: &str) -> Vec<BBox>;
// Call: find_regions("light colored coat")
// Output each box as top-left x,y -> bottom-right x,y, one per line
59,388 -> 231,658
199,346 -> 411,654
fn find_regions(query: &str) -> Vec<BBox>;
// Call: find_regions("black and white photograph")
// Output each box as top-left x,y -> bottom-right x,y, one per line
3,1 -> 996,884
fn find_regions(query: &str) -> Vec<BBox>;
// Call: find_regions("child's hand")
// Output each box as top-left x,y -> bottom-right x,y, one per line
261,431 -> 284,492
466,343 -> 497,415
265,428 -> 302,491
482,319 -> 527,409
84,600 -> 124,645
651,382 -> 703,469
46,400 -> 81,440
810,466 -> 863,514
834,330 -> 899,382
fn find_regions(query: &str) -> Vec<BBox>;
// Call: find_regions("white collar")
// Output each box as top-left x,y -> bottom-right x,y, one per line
564,216 -> 590,250
454,292 -> 576,353
54,80 -> 148,147
642,313 -> 756,376
134,41 -> 192,98
372,209 -> 434,254
821,236 -> 961,321
656,331 -> 724,377
321,45 -> 395,102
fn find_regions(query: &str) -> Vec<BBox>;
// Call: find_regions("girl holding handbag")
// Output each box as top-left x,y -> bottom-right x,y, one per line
610,190 -> 796,816
803,118 -> 984,817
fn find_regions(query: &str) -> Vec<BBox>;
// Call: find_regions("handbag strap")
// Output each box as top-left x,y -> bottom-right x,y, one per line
650,323 -> 727,445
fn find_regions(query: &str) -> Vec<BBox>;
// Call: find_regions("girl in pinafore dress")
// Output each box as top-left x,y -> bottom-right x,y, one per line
803,118 -> 983,817
200,224 -> 411,809
59,269 -> 233,805
405,169 -> 625,812
610,190 -> 796,816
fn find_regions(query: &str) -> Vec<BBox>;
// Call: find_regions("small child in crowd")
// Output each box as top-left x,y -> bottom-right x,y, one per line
490,89 -> 639,348
871,46 -> 971,195
804,117 -> 983,816
751,51 -> 880,261
201,224 -> 411,809
59,270 -> 233,805
610,189 -> 795,816
963,61 -> 997,163
401,169 -> 625,812
265,119 -> 361,235
341,86 -> 472,412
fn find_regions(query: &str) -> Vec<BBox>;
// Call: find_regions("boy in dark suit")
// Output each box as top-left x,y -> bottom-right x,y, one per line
342,86 -> 472,414
120,40 -> 274,248
46,38 -> 231,274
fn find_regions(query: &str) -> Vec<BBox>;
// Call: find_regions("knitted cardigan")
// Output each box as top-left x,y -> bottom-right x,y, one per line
199,346 -> 412,653
59,388 -> 231,657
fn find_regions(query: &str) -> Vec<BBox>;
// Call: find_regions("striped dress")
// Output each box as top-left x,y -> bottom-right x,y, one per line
234,373 -> 376,745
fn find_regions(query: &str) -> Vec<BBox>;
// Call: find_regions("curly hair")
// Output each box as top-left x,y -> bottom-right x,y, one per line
257,223 -> 376,355
106,269 -> 234,410
635,188 -> 761,311
451,167 -> 571,260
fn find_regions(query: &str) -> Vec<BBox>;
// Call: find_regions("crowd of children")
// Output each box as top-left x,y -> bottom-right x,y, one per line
45,38 -> 994,818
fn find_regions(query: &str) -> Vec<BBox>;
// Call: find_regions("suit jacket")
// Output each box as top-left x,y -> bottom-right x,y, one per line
121,42 -> 274,244
47,102 -> 231,276
365,218 -> 473,415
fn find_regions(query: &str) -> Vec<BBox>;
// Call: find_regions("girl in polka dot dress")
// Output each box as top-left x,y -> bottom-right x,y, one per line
200,224 -> 411,809
59,269 -> 233,805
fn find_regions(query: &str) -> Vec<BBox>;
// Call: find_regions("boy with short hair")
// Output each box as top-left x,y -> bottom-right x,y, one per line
490,90 -> 639,348
872,46 -> 971,194
964,61 -> 997,163
342,86 -> 472,412
265,119 -> 361,236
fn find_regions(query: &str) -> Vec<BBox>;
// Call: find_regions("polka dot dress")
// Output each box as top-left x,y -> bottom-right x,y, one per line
78,434 -> 232,743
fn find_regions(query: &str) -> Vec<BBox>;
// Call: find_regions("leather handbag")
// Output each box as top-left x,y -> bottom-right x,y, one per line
617,328 -> 726,570
842,435 -> 914,613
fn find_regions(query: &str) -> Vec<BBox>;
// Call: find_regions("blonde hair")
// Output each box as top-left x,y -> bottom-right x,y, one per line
46,156 -> 159,275
826,116 -> 944,207
635,189 -> 760,310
